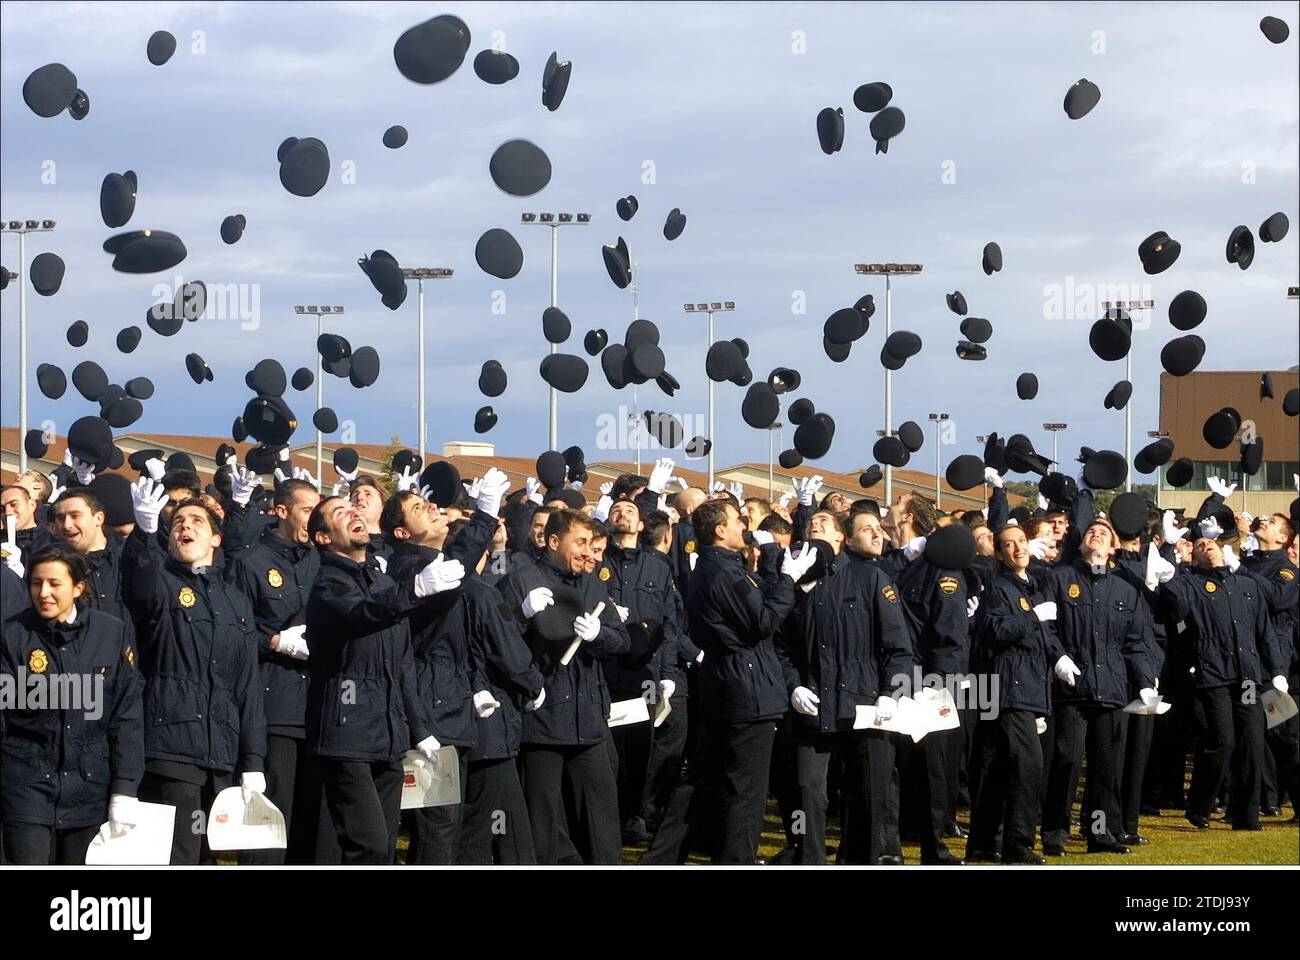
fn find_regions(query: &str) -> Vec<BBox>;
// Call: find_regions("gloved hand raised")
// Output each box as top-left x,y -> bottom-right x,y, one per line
1199,516 -> 1224,541
647,458 -> 675,495
1161,510 -> 1189,544
395,467 -> 420,493
144,457 -> 167,481
475,468 -> 511,517
781,542 -> 817,580
230,466 -> 262,507
966,595 -> 980,618
1144,543 -> 1176,591
130,477 -> 169,534
1206,476 -> 1236,499
525,477 -> 544,505
793,475 -> 823,507
984,467 -> 1004,489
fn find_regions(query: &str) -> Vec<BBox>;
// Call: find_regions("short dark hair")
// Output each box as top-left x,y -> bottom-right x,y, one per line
213,463 -> 235,500
611,474 -> 648,501
167,497 -> 223,535
850,498 -> 880,517
588,519 -> 610,543
350,475 -> 384,498
161,469 -> 202,498
307,495 -> 344,544
810,510 -> 850,538
757,513 -> 793,537
1,484 -> 32,502
544,508 -> 595,542
640,510 -> 671,550
692,499 -> 736,547
54,486 -> 105,517
904,492 -> 939,536
274,478 -> 317,510
961,510 -> 988,529
25,542 -> 91,595
379,491 -> 420,538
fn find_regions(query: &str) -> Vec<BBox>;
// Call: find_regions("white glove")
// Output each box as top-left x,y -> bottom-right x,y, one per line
711,481 -> 726,493
673,476 -> 689,490
525,477 -> 544,505
688,552 -> 698,571
648,458 -> 675,495
1222,544 -> 1240,573
1033,601 -> 1058,622
1206,476 -> 1236,499
1273,676 -> 1290,694
473,690 -> 500,719
292,466 -> 320,491
463,477 -> 483,501
130,477 -> 169,534
1240,533 -> 1259,555
728,481 -> 745,500
526,688 -> 547,711
574,602 -> 606,643
521,587 -> 554,619
902,536 -> 927,561
336,465 -> 359,484
275,624 -> 309,660
415,735 -> 441,760
874,695 -> 896,722
414,555 -> 465,597
330,482 -> 344,497
395,467 -> 420,493
791,686 -> 820,717
659,679 -> 676,701
794,475 -> 824,507
614,603 -> 630,622
1161,510 -> 1189,544
752,530 -> 775,546
1144,543 -> 1176,590
781,542 -> 817,580
273,467 -> 289,486
144,457 -> 167,481
599,482 -> 613,496
241,771 -> 267,805
475,467 -> 510,517
1036,493 -> 1049,511
108,794 -> 139,835
375,554 -> 388,574
777,492 -> 794,512
1199,516 -> 1224,541
984,467 -> 1004,489
418,485 -> 437,503
2,543 -> 23,580
1139,687 -> 1159,706
695,649 -> 704,664
966,595 -> 980,618
592,495 -> 613,523
70,454 -> 97,485
230,466 -> 261,506
1054,655 -> 1081,685
1027,537 -> 1052,560
47,473 -> 67,503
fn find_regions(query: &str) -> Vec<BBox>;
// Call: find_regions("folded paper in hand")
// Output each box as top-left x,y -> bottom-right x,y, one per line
608,696 -> 651,728
1262,689 -> 1298,730
853,687 -> 960,742
207,787 -> 288,851
84,800 -> 176,865
1122,691 -> 1171,716
401,746 -> 461,809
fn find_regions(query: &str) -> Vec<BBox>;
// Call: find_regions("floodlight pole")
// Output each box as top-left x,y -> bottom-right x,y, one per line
1103,299 -> 1154,493
402,268 -> 453,465
1,219 -> 56,472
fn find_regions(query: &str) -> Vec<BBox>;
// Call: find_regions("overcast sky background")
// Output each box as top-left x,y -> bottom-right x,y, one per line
2,1 -> 1297,476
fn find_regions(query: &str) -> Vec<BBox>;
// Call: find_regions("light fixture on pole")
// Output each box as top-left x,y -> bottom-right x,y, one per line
400,267 -> 454,466
1042,422 -> 1068,467
295,305 -> 345,483
855,262 -> 924,508
522,211 -> 590,451
1101,299 -> 1154,493
928,413 -> 949,508
683,300 -> 735,491
767,421 -> 783,499
1,217 -> 57,472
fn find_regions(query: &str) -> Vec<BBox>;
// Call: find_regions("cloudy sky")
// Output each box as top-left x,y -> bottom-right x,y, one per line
2,1 -> 1297,477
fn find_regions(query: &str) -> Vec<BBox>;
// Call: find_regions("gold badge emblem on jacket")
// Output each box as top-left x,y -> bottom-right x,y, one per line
684,540 -> 696,554
598,567 -> 611,582
882,585 -> 898,604
267,568 -> 285,588
1067,583 -> 1081,599
1205,581 -> 1216,593
28,648 -> 49,674
178,586 -> 197,608
1281,569 -> 1295,581
1020,596 -> 1031,611
938,576 -> 959,595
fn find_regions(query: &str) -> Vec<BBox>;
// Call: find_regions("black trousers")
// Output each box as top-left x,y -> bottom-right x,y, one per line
794,729 -> 893,864
900,725 -> 962,861
1042,702 -> 1125,848
1121,713 -> 1156,836
1264,714 -> 1299,811
138,769 -> 231,865
320,758 -> 404,864
640,719 -> 776,864
3,822 -> 99,865
771,715 -> 802,849
457,757 -> 536,864
968,710 -> 1043,855
240,733 -> 321,865
521,742 -> 621,864
611,693 -> 653,827
639,693 -> 689,830
1188,684 -> 1267,827
407,748 -> 470,865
